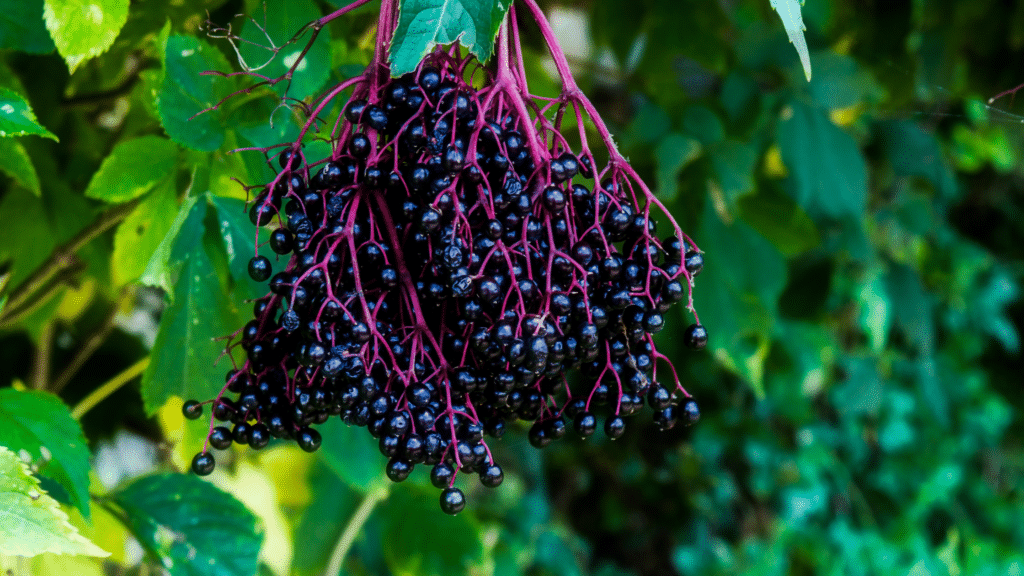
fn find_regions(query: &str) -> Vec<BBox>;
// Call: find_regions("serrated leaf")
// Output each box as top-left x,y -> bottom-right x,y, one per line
0,88 -> 57,140
777,100 -> 867,219
382,487 -> 485,576
208,195 -> 274,301
112,473 -> 263,576
84,136 -> 178,203
769,0 -> 811,81
0,389 -> 92,519
0,138 -> 41,196
0,446 -> 108,557
238,0 -> 332,98
111,176 -> 179,286
0,0 -> 56,53
158,35 -> 232,152
43,0 -> 129,73
141,243 -> 238,416
390,0 -> 512,76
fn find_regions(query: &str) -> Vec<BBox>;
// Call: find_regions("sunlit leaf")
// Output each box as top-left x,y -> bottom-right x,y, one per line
43,0 -> 129,73
0,446 -> 107,557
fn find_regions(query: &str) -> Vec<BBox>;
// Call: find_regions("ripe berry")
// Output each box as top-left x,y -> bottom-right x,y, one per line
439,487 -> 466,515
191,452 -> 215,476
248,256 -> 272,282
431,463 -> 455,489
209,426 -> 233,450
297,427 -> 322,452
684,324 -> 708,349
682,400 -> 700,425
182,400 -> 203,420
684,251 -> 704,276
479,465 -> 503,487
386,458 -> 413,482
604,416 -> 626,440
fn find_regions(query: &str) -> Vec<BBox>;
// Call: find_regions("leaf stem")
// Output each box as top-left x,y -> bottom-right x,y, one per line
70,357 -> 150,421
322,485 -> 390,576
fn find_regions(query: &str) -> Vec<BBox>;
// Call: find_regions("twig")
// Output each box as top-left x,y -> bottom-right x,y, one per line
30,320 -> 55,390
51,303 -> 120,394
70,357 -> 150,421
0,199 -> 139,327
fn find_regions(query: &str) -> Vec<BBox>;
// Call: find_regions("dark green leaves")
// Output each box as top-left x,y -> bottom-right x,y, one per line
84,136 -> 178,203
111,473 -> 263,576
0,446 -> 108,557
140,197 -> 239,415
382,487 -> 485,576
390,0 -> 512,76
0,388 -> 92,518
158,34 -> 232,152
777,100 -> 867,218
0,0 -> 55,53
0,87 -> 57,140
43,0 -> 129,73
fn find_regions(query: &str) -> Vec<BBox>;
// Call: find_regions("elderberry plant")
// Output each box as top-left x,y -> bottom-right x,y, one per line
184,0 -> 707,515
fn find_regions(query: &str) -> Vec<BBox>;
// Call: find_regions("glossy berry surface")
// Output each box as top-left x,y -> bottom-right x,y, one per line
186,39 -> 706,515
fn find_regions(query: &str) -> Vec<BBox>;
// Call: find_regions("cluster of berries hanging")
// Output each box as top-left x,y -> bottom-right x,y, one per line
184,0 -> 707,514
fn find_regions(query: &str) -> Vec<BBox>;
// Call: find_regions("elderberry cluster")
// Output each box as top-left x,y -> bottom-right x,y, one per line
184,50 -> 706,515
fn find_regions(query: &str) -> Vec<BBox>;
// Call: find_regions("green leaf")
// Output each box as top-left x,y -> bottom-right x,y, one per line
884,263 -> 934,354
692,202 -> 786,395
238,0 -> 332,98
708,140 -> 758,205
140,198 -> 239,415
875,120 -> 958,200
141,247 -> 238,415
43,0 -> 129,73
158,34 -> 232,152
111,176 -> 179,286
381,487 -> 485,576
319,418 -> 389,493
736,187 -> 819,256
112,473 -> 263,576
139,193 -> 201,295
0,389 -> 91,519
808,53 -> 884,110
390,0 -> 512,76
857,270 -> 891,353
0,87 -> 57,140
654,133 -> 701,202
290,461 -> 363,576
0,0 -> 56,53
0,446 -> 108,557
769,0 -> 811,81
208,195 -> 273,301
0,138 -> 41,195
777,100 -> 867,219
84,136 -> 178,203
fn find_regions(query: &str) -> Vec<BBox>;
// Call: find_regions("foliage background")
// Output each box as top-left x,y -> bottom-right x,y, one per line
0,0 -> 1022,575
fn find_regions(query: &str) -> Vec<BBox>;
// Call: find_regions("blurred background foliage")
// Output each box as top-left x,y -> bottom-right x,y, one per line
0,0 -> 1022,575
